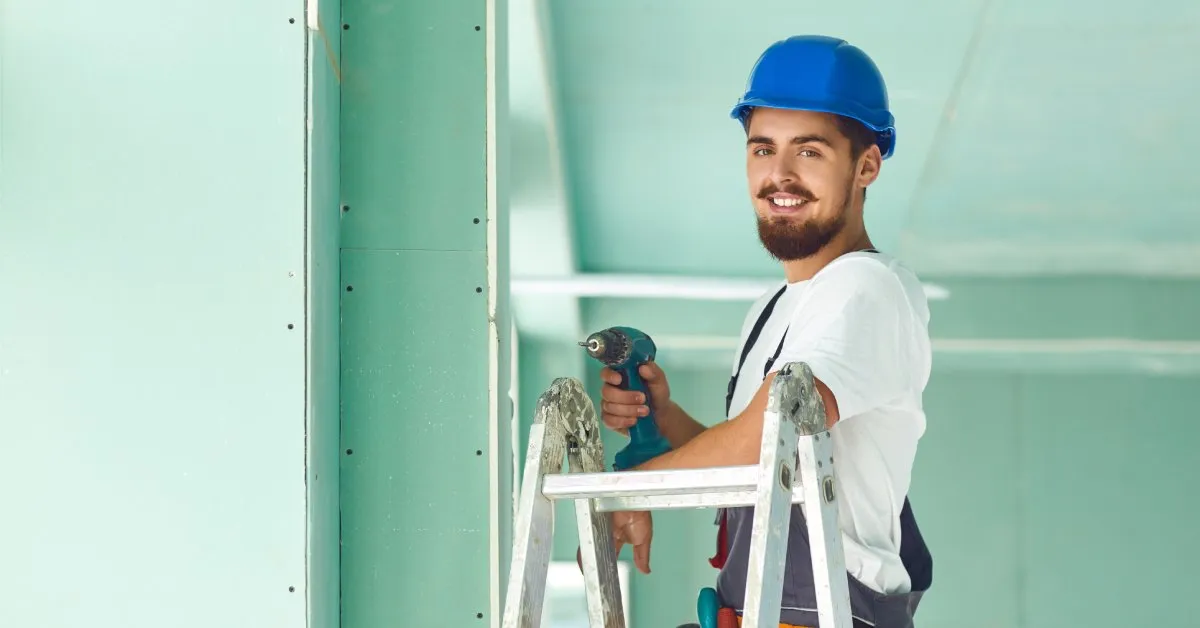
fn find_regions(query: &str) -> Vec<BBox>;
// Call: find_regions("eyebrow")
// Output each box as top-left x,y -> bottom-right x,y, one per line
747,134 -> 834,148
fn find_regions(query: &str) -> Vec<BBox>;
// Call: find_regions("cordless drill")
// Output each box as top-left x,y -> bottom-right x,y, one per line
579,326 -> 673,470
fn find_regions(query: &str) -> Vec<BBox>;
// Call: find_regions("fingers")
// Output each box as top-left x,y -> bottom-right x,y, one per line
599,367 -> 622,386
598,367 -> 648,432
611,511 -> 652,574
632,539 -> 651,574
600,400 -> 644,432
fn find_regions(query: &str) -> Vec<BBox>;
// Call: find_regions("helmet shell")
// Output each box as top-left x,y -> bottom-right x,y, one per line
731,35 -> 896,159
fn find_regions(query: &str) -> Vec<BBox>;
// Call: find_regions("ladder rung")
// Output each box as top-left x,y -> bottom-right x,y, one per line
581,488 -> 806,512
541,465 -> 807,511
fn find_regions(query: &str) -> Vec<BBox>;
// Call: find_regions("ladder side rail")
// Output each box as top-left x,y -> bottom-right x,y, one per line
786,362 -> 854,628
740,364 -> 803,628
560,378 -> 627,628
799,428 -> 853,627
572,474 -> 626,627
502,421 -> 557,628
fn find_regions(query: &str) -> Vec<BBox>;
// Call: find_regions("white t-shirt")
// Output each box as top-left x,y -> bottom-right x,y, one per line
725,250 -> 931,595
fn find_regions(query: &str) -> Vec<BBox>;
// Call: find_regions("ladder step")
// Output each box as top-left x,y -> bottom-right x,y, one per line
541,465 -> 807,512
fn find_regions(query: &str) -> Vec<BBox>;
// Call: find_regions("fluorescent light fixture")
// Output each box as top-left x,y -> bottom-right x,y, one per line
512,274 -> 951,301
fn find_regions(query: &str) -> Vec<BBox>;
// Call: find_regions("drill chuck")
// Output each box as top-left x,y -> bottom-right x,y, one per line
579,329 -> 631,366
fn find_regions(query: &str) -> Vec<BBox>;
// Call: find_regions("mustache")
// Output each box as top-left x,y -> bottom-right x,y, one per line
757,182 -> 816,202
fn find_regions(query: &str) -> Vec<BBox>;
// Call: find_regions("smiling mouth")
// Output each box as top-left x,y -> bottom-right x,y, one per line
767,195 -> 810,212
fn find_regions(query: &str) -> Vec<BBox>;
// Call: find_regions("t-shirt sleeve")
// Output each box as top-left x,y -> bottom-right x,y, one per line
767,260 -> 916,421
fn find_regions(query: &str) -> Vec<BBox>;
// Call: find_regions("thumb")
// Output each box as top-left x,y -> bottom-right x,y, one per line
639,360 -> 663,382
639,361 -> 669,397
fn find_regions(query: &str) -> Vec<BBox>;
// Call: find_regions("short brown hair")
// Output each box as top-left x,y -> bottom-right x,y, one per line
834,115 -> 877,159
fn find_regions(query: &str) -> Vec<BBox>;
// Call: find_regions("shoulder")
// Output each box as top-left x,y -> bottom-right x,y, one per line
803,252 -> 929,322
813,251 -> 904,289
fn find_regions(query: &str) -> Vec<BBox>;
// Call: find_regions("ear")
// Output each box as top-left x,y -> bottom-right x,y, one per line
856,144 -> 883,189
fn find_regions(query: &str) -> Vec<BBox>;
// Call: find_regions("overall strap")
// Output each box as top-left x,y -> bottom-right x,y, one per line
725,284 -> 787,417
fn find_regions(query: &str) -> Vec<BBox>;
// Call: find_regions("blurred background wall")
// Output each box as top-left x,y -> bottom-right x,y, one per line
2,1 -> 1197,627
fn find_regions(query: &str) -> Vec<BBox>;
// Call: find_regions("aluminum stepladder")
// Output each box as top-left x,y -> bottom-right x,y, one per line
502,361 -> 854,628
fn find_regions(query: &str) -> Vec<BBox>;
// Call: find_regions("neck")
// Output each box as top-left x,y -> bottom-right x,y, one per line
782,228 -> 874,283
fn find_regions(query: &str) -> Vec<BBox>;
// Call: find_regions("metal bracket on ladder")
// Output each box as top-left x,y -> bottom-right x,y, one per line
502,362 -> 854,628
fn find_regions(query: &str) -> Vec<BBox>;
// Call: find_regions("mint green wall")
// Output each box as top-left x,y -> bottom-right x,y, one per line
338,1 -> 512,627
0,1 -> 336,626
911,364 -> 1200,627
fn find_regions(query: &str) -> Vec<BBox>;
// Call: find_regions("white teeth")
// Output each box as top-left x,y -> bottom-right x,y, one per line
771,197 -> 804,207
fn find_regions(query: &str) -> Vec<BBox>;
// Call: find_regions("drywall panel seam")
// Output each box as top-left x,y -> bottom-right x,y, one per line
486,0 -> 501,625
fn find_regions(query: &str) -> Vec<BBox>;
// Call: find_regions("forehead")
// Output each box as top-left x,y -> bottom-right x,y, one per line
746,108 -> 842,141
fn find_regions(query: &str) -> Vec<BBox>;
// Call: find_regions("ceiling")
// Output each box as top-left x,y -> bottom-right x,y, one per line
507,0 -> 1200,373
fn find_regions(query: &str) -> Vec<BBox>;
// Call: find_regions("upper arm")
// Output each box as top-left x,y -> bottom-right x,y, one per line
733,369 -> 841,436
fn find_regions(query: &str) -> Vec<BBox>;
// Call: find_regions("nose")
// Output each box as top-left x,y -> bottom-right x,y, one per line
769,151 -> 798,185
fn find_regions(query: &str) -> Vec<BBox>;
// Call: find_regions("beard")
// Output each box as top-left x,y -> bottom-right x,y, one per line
755,178 -> 853,262
757,212 -> 846,261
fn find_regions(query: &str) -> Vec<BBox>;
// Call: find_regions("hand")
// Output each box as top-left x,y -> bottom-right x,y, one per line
578,510 -> 654,575
612,510 -> 653,574
599,361 -> 672,435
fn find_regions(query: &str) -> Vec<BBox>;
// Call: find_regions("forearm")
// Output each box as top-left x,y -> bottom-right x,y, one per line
636,372 -> 837,472
637,412 -> 760,471
654,400 -> 709,449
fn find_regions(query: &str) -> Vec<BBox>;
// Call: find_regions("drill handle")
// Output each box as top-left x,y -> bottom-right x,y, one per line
616,364 -> 650,398
615,364 -> 662,446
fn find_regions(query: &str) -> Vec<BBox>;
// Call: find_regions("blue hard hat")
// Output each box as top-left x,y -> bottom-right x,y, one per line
731,35 -> 896,159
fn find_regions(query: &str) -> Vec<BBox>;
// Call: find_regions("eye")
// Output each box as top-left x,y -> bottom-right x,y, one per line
752,147 -> 773,157
799,149 -> 820,158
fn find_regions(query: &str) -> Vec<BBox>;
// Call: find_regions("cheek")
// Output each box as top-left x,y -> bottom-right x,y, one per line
805,167 -> 844,198
746,165 -> 771,196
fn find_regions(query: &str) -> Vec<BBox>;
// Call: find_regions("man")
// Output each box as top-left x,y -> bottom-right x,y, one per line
596,35 -> 934,627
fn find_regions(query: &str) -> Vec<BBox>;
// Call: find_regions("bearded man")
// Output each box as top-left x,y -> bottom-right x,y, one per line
595,35 -> 935,628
